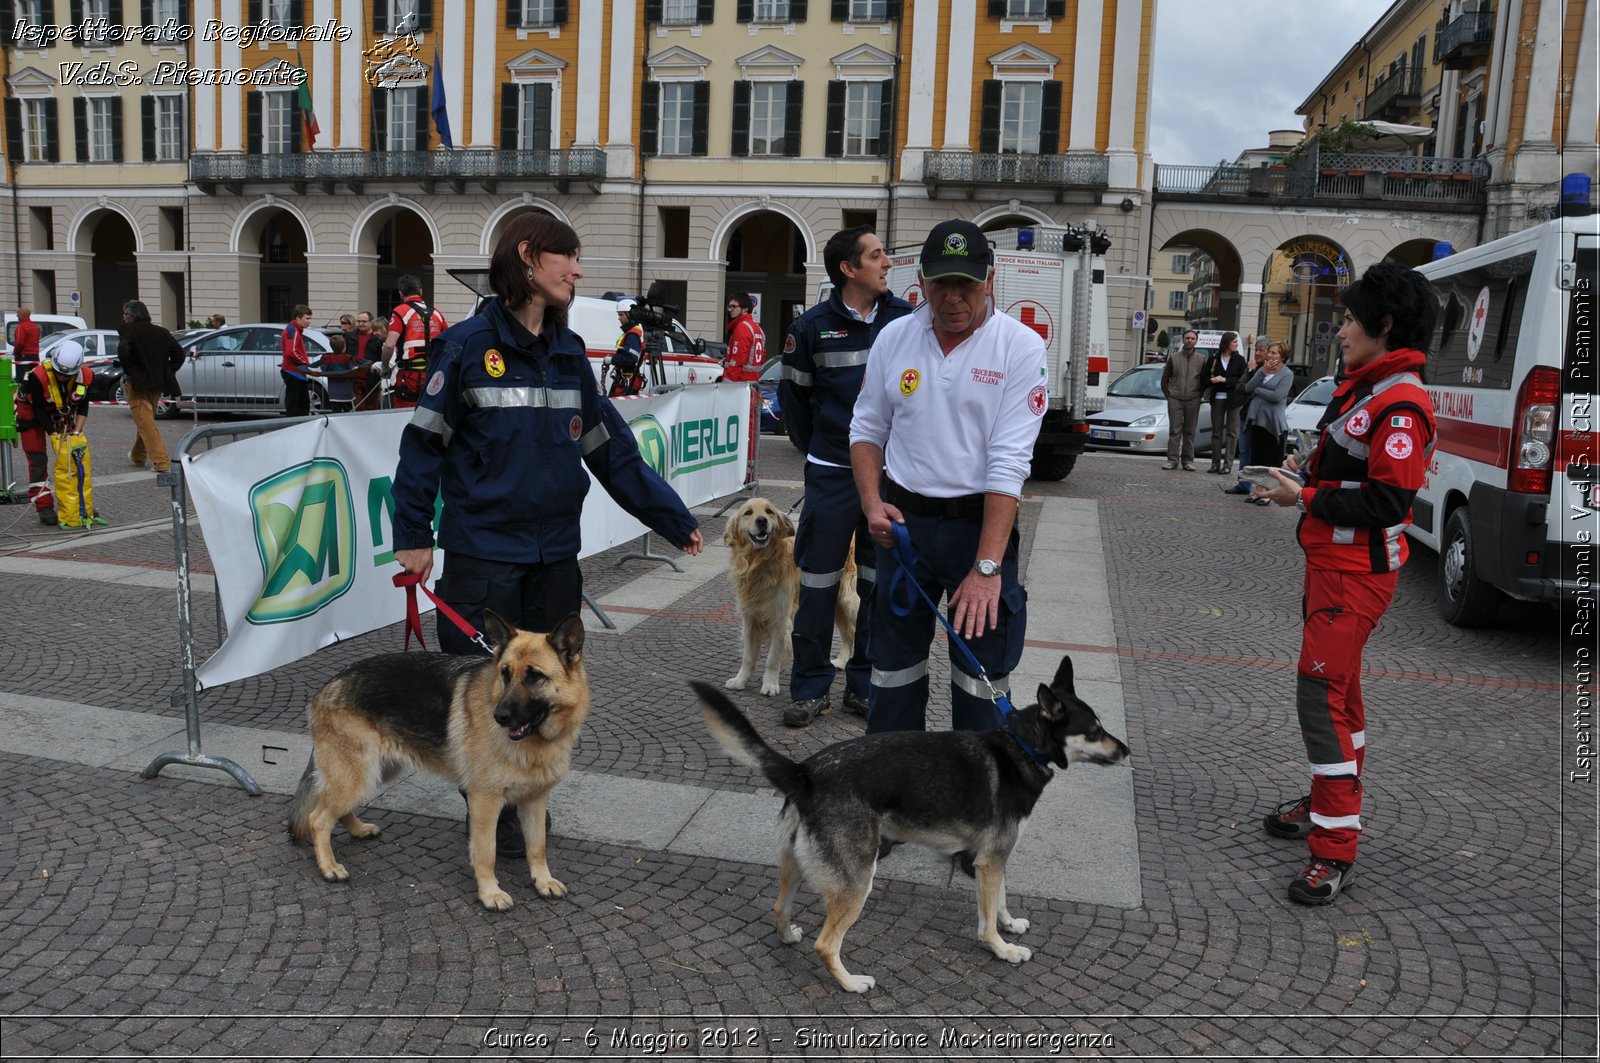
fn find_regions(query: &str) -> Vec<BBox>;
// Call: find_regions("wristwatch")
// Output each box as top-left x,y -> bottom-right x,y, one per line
974,558 -> 1000,578
1295,489 -> 1307,513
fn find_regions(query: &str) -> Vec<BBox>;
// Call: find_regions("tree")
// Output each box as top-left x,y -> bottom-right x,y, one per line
1156,329 -> 1170,349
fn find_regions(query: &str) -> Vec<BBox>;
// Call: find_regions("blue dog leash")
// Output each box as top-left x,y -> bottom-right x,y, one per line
886,522 -> 1047,764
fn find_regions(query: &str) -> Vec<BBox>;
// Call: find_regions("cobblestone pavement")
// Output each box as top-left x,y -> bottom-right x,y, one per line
0,408 -> 1594,1060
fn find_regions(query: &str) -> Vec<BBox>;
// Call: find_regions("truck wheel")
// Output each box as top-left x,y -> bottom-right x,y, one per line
1029,452 -> 1077,481
1439,506 -> 1505,627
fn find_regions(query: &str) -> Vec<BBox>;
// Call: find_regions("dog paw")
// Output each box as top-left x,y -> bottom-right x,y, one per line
347,822 -> 381,840
319,862 -> 350,882
724,675 -> 748,691
759,679 -> 781,696
533,876 -> 568,899
779,924 -> 804,944
478,886 -> 515,911
838,973 -> 876,994
1000,915 -> 1030,935
989,941 -> 1032,964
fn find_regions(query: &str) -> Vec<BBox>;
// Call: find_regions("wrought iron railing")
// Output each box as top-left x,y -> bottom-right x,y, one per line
922,150 -> 1110,188
190,148 -> 607,184
1155,151 -> 1488,207
1365,64 -> 1424,117
1435,7 -> 1494,63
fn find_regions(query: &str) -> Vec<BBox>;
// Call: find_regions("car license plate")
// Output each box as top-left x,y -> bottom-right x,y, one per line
1089,428 -> 1114,441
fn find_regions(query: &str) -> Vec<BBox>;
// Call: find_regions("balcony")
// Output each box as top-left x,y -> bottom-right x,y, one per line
1154,152 -> 1489,211
190,148 -> 607,195
1364,65 -> 1424,122
1435,7 -> 1493,70
922,151 -> 1109,200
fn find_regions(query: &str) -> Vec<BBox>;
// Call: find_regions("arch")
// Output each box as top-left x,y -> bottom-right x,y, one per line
1261,233 -> 1356,374
347,196 -> 443,256
709,200 -> 816,264
68,201 -> 144,254
480,197 -> 570,256
973,203 -> 1056,228
1384,237 -> 1446,268
229,197 -> 316,256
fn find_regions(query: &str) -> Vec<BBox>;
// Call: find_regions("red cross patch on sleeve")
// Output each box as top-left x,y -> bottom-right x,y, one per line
1384,432 -> 1415,460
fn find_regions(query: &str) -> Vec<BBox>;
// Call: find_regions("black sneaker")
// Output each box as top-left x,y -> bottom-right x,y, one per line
37,509 -> 57,526
784,695 -> 829,728
1222,484 -> 1250,495
841,691 -> 869,718
1288,858 -> 1353,905
1264,795 -> 1313,840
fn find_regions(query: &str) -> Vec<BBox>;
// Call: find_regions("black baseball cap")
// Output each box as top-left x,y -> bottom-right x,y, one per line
919,219 -> 993,282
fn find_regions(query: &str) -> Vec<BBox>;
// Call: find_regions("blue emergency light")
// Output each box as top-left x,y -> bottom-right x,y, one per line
1432,241 -> 1455,260
1561,173 -> 1593,216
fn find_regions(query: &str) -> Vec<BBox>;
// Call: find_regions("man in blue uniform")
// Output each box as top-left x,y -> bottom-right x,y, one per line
778,225 -> 912,727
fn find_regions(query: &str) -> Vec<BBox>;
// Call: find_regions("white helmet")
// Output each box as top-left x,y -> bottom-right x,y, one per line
51,339 -> 86,373
615,297 -> 637,313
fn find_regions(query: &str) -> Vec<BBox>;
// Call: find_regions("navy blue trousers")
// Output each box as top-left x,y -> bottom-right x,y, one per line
867,511 -> 1027,733
790,463 -> 875,701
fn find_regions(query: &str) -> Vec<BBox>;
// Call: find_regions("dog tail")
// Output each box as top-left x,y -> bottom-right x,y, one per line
286,754 -> 319,844
691,681 -> 810,800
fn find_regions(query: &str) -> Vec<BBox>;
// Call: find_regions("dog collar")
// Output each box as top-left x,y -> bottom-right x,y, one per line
1003,727 -> 1052,769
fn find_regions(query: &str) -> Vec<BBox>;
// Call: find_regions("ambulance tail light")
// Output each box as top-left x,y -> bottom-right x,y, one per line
1508,366 -> 1560,494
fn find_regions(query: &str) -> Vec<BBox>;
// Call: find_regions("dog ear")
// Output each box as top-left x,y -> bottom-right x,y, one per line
777,509 -> 796,538
546,612 -> 586,668
1050,655 -> 1076,698
1036,682 -> 1065,720
722,512 -> 742,549
482,609 -> 516,655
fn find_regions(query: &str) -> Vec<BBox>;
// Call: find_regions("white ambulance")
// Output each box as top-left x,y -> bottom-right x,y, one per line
885,224 -> 1110,480
1409,211 -> 1598,626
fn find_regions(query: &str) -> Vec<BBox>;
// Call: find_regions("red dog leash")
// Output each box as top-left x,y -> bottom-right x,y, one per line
392,571 -> 493,654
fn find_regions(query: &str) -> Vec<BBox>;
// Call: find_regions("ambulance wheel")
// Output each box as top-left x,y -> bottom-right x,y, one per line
1439,506 -> 1505,627
1029,452 -> 1077,481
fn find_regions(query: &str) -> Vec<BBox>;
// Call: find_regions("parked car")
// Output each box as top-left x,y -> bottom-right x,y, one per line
1284,375 -> 1336,454
1085,364 -> 1214,456
38,328 -> 125,402
162,323 -> 331,418
5,312 -> 88,366
756,358 -> 784,434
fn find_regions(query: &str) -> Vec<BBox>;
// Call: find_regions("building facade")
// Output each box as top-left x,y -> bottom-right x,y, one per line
0,0 -> 1158,371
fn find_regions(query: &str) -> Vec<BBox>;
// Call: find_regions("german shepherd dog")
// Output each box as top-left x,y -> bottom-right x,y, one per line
288,612 -> 589,911
693,656 -> 1129,993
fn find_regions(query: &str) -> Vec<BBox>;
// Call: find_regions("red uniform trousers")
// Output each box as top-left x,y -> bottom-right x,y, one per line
18,423 -> 54,512
1296,565 -> 1397,863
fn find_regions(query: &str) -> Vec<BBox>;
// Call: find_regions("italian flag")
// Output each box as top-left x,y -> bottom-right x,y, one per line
296,48 -> 320,148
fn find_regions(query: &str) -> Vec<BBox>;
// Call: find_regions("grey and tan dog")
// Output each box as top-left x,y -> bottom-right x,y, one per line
694,655 -> 1129,993
288,611 -> 589,910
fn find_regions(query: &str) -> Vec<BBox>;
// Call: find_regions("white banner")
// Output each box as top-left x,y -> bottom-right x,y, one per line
185,384 -> 753,690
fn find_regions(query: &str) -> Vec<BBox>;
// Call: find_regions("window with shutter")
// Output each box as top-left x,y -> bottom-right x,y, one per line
749,83 -> 786,156
842,81 -> 881,157
19,98 -> 51,161
661,0 -> 695,24
998,82 -> 1043,154
752,0 -> 789,20
657,82 -> 695,155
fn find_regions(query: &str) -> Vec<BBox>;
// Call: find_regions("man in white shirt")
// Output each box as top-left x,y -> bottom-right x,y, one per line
849,219 -> 1048,734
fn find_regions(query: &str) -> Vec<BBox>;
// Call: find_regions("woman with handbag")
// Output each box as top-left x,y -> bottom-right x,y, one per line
1202,331 -> 1247,474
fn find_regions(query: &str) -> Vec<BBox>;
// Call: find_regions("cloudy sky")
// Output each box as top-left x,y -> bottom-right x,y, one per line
1150,0 -> 1393,164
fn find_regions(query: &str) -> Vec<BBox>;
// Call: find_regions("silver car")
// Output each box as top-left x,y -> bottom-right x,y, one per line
164,323 -> 331,418
1285,375 -> 1337,454
1085,365 -> 1215,456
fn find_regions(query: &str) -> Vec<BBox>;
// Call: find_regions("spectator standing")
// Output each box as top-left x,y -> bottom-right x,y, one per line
722,292 -> 766,383
1239,343 -> 1294,504
12,306 -> 40,375
391,213 -> 705,856
280,305 -> 313,417
321,334 -> 356,412
116,298 -> 184,472
849,219 -> 1047,734
1202,331 -> 1247,474
1254,261 -> 1437,904
779,225 -> 913,727
1160,329 -> 1207,470
348,311 -> 385,410
1223,339 -> 1271,495
383,275 -> 449,409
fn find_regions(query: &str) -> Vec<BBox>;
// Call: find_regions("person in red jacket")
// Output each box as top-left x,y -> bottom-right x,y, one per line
280,305 -> 313,417
11,305 -> 41,374
1254,261 -> 1437,905
722,291 -> 766,383
15,339 -> 92,525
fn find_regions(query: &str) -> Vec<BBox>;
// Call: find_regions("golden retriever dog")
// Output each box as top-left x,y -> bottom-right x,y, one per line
722,497 -> 858,697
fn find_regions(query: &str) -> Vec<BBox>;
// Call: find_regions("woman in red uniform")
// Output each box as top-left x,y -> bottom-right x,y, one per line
1254,261 -> 1437,905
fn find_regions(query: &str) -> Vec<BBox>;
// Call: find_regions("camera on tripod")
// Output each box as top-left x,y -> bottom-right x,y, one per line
624,281 -> 679,333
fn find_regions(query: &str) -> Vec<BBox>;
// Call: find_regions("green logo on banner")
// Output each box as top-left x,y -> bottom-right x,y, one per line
631,414 -> 669,478
247,459 -> 357,624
